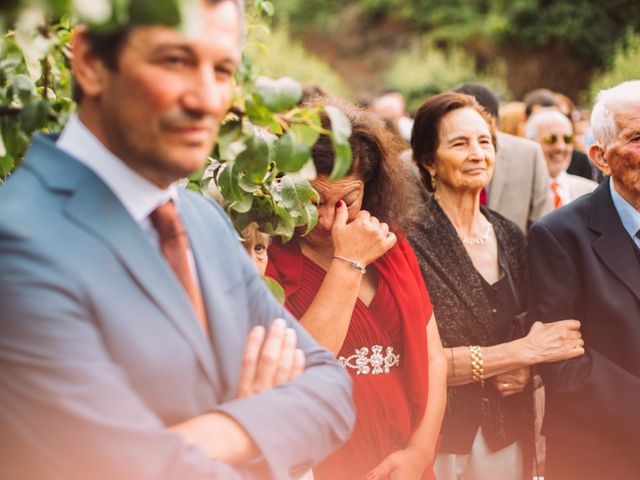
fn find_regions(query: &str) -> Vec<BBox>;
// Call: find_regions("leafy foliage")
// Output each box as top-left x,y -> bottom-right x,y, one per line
385,38 -> 508,110
274,0 -> 640,97
499,0 -> 640,70
0,13 -> 74,179
277,0 -> 640,69
252,25 -> 351,98
588,31 -> 640,104
0,0 -> 353,243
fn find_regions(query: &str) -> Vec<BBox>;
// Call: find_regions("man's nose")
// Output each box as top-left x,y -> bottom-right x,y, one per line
183,68 -> 228,117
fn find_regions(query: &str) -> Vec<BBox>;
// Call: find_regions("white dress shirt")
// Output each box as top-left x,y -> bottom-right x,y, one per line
550,170 -> 573,207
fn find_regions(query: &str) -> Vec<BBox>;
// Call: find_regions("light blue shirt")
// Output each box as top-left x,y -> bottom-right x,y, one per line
609,178 -> 640,248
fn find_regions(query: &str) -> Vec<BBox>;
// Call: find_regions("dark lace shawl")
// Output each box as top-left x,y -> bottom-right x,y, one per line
406,192 -> 534,461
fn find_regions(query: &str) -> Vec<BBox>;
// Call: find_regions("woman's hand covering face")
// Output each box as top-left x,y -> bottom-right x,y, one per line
331,201 -> 396,267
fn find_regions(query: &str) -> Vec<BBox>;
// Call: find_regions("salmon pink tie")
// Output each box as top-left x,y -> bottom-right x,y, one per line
150,201 -> 208,334
551,181 -> 563,209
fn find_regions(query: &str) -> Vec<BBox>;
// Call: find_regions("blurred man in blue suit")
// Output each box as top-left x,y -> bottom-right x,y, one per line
0,1 -> 354,479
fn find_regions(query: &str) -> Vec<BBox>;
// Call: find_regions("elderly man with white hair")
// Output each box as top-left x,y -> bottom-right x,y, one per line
526,108 -> 597,209
527,80 -> 640,480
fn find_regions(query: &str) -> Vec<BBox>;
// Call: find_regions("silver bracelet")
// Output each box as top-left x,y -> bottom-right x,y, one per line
333,255 -> 366,274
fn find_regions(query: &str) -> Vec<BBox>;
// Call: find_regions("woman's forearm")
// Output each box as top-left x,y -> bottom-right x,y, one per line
446,339 -> 529,386
298,258 -> 364,354
407,317 -> 447,462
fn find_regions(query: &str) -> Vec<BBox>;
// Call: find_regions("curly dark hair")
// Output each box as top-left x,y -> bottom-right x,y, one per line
305,97 -> 420,233
410,92 -> 496,193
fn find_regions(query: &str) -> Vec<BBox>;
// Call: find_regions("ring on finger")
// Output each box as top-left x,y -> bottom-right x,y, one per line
502,382 -> 510,390
576,338 -> 585,348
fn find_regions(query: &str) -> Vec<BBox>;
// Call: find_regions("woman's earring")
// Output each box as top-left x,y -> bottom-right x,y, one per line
430,173 -> 437,191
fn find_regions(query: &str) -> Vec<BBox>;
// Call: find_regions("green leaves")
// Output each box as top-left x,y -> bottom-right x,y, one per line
0,2 -> 353,245
278,176 -> 319,235
128,0 -> 181,26
263,276 -> 285,304
19,100 -> 50,133
235,127 -> 273,183
254,76 -> 302,112
208,67 -> 352,242
10,74 -> 37,103
0,17 -> 72,181
255,0 -> 275,18
273,131 -> 310,172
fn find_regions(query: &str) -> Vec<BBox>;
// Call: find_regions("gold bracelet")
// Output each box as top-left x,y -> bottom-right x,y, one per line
469,345 -> 484,383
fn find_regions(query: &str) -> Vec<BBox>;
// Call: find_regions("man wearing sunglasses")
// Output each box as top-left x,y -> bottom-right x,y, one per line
525,108 -> 597,209
527,81 -> 640,480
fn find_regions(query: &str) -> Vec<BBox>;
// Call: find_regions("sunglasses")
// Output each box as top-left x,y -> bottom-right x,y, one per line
542,133 -> 574,145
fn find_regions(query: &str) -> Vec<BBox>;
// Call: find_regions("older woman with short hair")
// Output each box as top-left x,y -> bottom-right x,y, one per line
407,92 -> 584,480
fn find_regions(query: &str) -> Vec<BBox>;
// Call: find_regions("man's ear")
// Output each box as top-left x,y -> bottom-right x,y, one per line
71,26 -> 108,99
589,143 -> 610,176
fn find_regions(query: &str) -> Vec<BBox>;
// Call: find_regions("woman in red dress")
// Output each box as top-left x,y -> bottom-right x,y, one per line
266,99 -> 447,480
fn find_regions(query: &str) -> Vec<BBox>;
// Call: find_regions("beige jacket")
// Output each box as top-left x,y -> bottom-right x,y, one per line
488,132 -> 552,231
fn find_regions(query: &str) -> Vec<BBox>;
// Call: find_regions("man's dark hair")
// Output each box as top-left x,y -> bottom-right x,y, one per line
71,28 -> 130,103
453,83 -> 500,120
522,88 -> 558,118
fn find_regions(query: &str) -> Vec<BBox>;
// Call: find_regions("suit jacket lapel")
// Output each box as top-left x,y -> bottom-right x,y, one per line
179,193 -> 248,397
26,135 -> 220,393
590,180 -> 640,302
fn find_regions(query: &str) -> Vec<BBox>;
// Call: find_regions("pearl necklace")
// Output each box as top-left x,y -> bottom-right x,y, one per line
458,223 -> 493,245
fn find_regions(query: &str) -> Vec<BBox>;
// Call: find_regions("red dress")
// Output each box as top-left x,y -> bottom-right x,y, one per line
266,236 -> 435,480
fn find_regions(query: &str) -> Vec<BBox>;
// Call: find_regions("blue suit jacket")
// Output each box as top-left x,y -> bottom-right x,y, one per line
0,134 -> 354,479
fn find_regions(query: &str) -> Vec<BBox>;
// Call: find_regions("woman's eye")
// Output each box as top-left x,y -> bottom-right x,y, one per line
254,244 -> 266,253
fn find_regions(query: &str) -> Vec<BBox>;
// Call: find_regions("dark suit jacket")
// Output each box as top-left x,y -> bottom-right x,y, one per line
408,194 -> 533,455
528,179 -> 640,480
567,149 -> 594,180
0,134 -> 355,480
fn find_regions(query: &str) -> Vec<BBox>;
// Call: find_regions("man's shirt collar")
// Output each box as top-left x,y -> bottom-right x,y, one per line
551,170 -> 570,188
609,178 -> 640,241
56,114 -> 178,223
